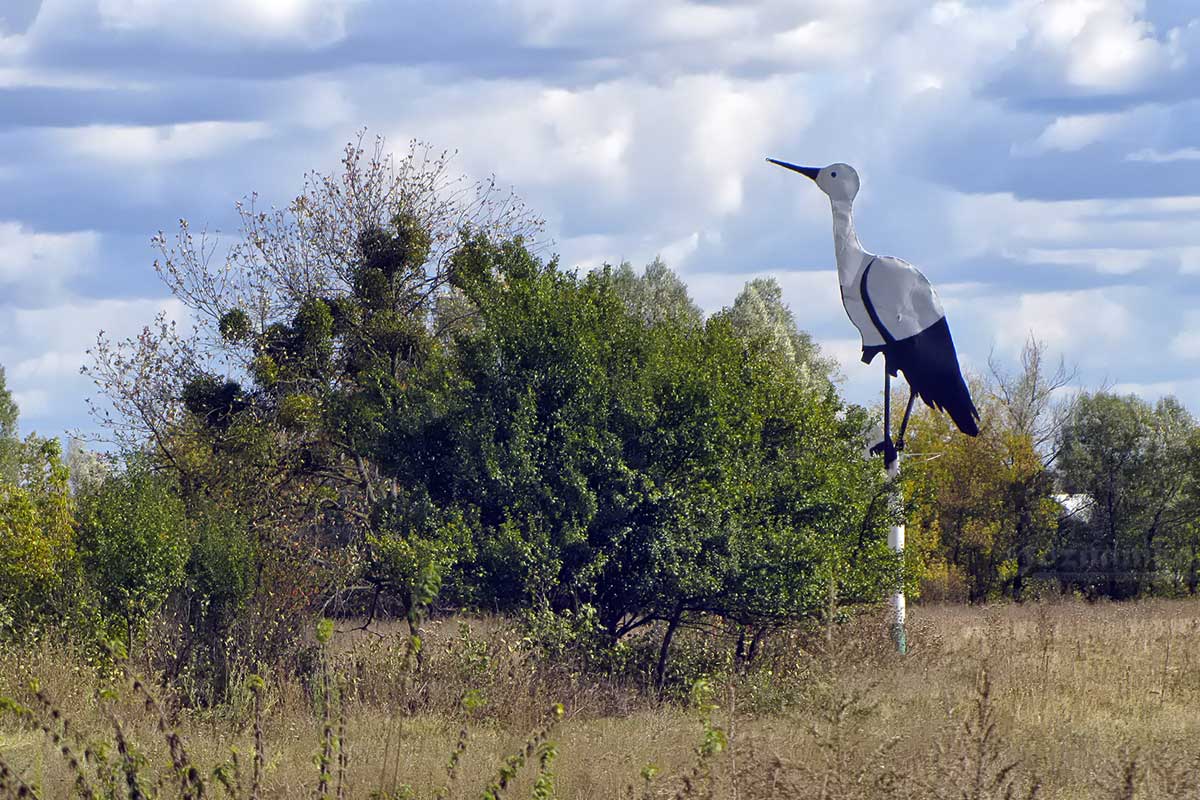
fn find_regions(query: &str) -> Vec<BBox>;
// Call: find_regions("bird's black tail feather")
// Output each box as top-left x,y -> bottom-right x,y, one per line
864,317 -> 979,437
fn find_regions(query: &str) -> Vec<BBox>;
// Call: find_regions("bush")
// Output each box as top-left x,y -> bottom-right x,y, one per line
76,464 -> 189,647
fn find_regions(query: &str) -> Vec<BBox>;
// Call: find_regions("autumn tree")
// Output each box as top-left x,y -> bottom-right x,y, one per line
903,340 -> 1067,602
0,436 -> 78,633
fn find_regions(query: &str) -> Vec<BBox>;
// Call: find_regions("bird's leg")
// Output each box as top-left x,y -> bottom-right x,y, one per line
869,372 -> 897,463
896,390 -> 916,451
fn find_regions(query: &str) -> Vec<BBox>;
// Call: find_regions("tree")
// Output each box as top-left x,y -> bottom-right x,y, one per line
425,252 -> 893,683
986,336 -> 1075,597
988,335 -> 1076,464
902,362 -> 1062,602
1053,393 -> 1197,598
66,436 -> 111,496
728,277 -> 837,387
76,465 -> 190,648
0,366 -> 19,484
84,135 -> 541,657
1169,429 -> 1200,594
0,437 -> 77,634
83,134 -> 896,686
610,257 -> 703,329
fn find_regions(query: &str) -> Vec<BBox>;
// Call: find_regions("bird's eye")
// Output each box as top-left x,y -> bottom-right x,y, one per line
830,171 -> 838,178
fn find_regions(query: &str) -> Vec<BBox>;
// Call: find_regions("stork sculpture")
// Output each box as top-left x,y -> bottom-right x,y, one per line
767,160 -> 979,465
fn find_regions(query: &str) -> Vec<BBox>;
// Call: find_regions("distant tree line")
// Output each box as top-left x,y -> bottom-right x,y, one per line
903,340 -> 1200,602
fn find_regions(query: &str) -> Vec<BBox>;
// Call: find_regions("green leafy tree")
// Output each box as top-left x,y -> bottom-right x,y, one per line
611,257 -> 703,329
1055,393 -> 1196,598
1169,429 -> 1200,594
728,277 -> 837,387
425,249 -> 893,682
76,465 -> 189,647
83,135 -> 896,686
0,365 -> 19,484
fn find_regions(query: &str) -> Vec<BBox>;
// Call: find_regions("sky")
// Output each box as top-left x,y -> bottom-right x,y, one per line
2,0 -> 1200,439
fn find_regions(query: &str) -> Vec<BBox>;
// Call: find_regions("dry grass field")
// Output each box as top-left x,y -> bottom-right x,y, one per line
4,599 -> 1200,799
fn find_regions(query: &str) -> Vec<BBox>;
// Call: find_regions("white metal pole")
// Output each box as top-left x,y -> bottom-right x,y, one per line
887,453 -> 907,654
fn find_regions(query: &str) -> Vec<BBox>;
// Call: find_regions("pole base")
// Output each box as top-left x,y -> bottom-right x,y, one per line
890,622 -> 907,655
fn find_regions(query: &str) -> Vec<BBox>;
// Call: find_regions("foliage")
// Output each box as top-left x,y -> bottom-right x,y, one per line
408,247 -> 895,680
0,436 -> 77,634
727,276 -> 837,386
83,135 -> 541,688
1056,392 -> 1198,598
76,464 -> 190,645
0,367 -> 19,485
902,338 -> 1068,602
610,257 -> 703,330
903,389 -> 1058,602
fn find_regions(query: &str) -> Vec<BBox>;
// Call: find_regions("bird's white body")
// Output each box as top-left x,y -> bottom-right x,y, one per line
830,198 -> 945,349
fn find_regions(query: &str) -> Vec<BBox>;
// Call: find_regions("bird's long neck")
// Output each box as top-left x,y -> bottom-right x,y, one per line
831,199 -> 868,286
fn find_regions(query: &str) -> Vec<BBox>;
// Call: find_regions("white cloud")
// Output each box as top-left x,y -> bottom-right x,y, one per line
0,65 -> 147,90
819,337 -> 865,369
3,0 -> 1200,429
507,0 -> 922,71
682,269 -> 839,318
9,349 -> 88,382
1111,379 -> 1200,406
6,296 -> 186,350
385,73 -> 795,238
987,288 -> 1133,360
1023,112 -> 1128,153
95,0 -> 359,45
1169,313 -> 1200,360
946,191 -> 1200,268
0,296 -> 188,426
1027,0 -> 1173,92
1126,147 -> 1200,163
0,222 -> 98,295
1024,247 -> 1154,274
1174,248 -> 1200,274
11,389 -> 50,419
52,121 -> 271,165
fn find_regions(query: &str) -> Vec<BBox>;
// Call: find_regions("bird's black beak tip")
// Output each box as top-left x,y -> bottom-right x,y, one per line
766,158 -> 820,181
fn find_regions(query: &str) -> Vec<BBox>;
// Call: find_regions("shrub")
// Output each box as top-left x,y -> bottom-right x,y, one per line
76,464 -> 189,648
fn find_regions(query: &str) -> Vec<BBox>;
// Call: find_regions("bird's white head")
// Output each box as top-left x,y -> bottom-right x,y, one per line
767,159 -> 860,203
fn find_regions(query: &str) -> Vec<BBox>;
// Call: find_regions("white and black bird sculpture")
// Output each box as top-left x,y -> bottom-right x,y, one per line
768,159 -> 979,463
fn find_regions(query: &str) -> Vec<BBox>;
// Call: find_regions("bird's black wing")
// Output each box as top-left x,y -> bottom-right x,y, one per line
886,317 -> 979,436
858,256 -> 979,437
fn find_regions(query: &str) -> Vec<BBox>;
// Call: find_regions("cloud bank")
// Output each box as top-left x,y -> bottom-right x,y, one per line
1,0 -> 1199,436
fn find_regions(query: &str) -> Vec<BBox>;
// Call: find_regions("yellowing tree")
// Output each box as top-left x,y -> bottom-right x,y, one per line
0,437 -> 77,632
902,369 -> 1060,602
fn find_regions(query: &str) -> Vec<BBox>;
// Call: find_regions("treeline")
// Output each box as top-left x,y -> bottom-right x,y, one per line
904,360 -> 1200,602
2,138 -> 1199,702
1,140 -> 896,699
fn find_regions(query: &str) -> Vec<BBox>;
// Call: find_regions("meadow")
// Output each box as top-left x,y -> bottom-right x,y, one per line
4,599 -> 1200,800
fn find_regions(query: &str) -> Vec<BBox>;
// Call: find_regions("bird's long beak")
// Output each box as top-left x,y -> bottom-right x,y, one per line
766,158 -> 820,181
